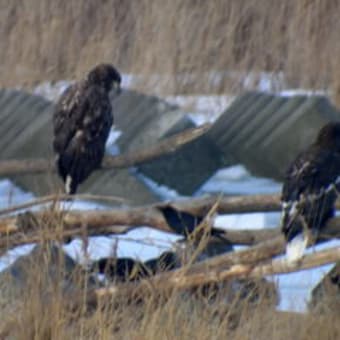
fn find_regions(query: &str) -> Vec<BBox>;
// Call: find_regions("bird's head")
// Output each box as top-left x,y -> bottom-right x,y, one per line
315,121 -> 340,151
87,63 -> 121,93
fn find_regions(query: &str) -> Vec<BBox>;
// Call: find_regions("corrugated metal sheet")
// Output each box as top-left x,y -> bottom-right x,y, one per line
207,92 -> 340,179
1,88 -> 339,201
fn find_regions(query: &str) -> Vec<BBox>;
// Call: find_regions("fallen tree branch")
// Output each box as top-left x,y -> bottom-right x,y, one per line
1,189 -> 340,223
0,202 -> 339,255
0,124 -> 211,177
0,191 -> 338,252
0,195 -> 339,239
90,244 -> 340,305
0,193 -> 128,217
0,194 -> 283,237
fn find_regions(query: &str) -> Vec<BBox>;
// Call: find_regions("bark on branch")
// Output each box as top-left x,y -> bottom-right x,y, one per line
0,123 -> 211,177
0,194 -> 283,237
0,202 -> 339,254
89,244 -> 340,305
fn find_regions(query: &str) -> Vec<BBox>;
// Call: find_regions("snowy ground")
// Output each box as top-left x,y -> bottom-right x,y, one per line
1,74 -> 338,313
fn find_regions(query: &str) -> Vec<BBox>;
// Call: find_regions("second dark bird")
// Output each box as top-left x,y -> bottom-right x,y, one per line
52,63 -> 121,194
281,122 -> 340,262
158,205 -> 226,241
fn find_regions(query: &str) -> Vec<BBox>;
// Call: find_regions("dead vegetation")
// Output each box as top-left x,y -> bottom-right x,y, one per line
0,194 -> 338,339
0,236 -> 338,340
1,0 -> 340,103
0,1 -> 340,338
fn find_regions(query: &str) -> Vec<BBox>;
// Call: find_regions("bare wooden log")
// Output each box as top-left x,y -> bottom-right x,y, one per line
0,195 -> 282,236
0,124 -> 210,177
0,203 -> 339,257
169,194 -> 281,214
1,187 -> 340,222
90,244 -> 340,305
0,194 -> 128,217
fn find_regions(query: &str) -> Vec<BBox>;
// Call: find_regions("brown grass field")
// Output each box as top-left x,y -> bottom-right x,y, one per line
1,0 -> 340,102
0,0 -> 339,338
0,217 -> 338,340
0,237 -> 338,340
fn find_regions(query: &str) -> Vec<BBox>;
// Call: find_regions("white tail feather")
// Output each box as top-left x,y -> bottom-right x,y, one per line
286,233 -> 308,263
65,175 -> 72,194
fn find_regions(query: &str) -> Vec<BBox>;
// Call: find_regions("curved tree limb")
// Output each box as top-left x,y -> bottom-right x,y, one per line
0,123 -> 211,177
89,244 -> 340,306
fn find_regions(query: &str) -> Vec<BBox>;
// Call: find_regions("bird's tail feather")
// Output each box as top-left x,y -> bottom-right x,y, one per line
286,232 -> 308,263
65,175 -> 72,195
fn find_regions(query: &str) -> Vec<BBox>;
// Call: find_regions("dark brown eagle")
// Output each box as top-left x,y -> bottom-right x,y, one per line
53,64 -> 121,194
281,122 -> 340,262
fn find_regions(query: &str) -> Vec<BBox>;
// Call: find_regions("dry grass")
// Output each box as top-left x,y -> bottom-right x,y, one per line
0,235 -> 338,340
0,273 -> 339,339
1,0 -> 340,102
0,2 -> 340,338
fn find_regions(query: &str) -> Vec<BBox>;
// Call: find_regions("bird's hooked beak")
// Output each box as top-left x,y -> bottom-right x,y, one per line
112,80 -> 121,95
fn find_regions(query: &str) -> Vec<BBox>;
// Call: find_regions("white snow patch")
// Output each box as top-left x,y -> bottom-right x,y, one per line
135,172 -> 180,200
165,95 -> 234,124
279,89 -> 328,97
34,80 -> 73,101
106,129 -> 122,156
197,165 -> 281,196
0,179 -> 34,209
64,227 -> 180,264
214,213 -> 266,231
0,244 -> 36,272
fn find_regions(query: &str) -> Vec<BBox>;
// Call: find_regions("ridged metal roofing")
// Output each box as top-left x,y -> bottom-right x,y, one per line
1,88 -> 339,201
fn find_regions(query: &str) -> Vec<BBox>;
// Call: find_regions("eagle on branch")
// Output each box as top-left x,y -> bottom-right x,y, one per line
52,64 -> 121,194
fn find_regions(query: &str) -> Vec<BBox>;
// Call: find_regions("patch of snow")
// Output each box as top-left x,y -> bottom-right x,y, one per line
106,129 -> 122,156
0,179 -> 34,209
214,213 -> 266,230
279,89 -> 329,97
34,80 -> 73,102
64,227 -> 180,265
197,165 -> 282,196
165,95 -> 234,124
276,239 -> 340,312
242,71 -> 286,92
0,244 -> 36,272
135,171 -> 181,201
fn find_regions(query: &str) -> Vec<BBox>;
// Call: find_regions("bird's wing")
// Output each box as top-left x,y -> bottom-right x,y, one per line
79,86 -> 113,143
281,147 -> 340,230
282,148 -> 340,201
52,83 -> 85,153
53,83 -> 113,153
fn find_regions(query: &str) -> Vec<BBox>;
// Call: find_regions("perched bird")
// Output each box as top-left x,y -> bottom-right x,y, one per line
92,257 -> 149,282
53,64 -> 121,194
91,251 -> 179,282
158,205 -> 226,241
281,122 -> 340,262
144,251 -> 179,274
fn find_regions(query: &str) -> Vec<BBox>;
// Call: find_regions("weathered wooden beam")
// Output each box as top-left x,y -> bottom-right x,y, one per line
0,124 -> 210,177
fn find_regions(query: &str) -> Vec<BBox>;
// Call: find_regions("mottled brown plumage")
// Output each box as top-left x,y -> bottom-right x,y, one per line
53,64 -> 121,194
281,122 -> 340,261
